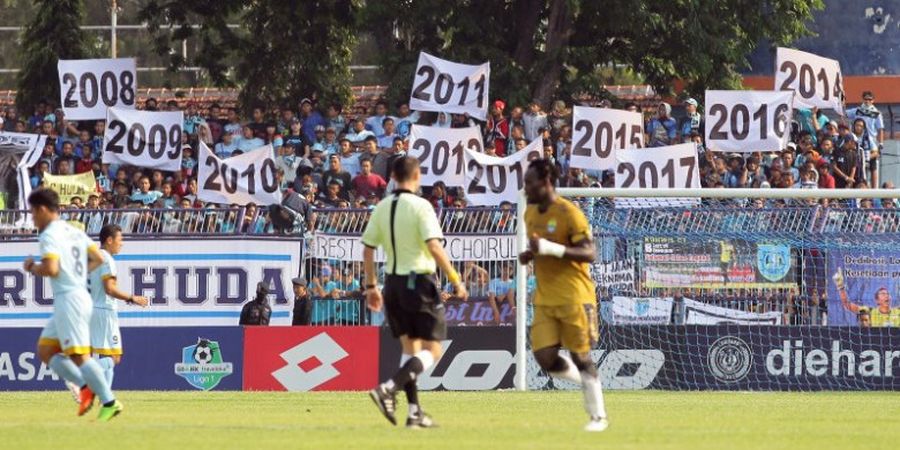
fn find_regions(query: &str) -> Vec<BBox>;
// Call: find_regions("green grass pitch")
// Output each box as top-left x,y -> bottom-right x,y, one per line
2,391 -> 898,449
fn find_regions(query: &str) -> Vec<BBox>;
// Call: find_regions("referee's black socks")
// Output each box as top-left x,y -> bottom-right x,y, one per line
389,357 -> 425,392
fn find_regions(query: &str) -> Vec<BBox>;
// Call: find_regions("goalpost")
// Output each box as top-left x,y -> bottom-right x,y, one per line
515,188 -> 900,391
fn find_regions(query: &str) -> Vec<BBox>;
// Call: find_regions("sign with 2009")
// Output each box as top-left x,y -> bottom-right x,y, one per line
704,90 -> 794,153
57,58 -> 137,120
409,52 -> 490,120
569,106 -> 644,171
102,107 -> 183,171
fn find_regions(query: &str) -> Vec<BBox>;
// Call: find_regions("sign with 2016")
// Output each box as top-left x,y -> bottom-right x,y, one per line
704,90 -> 794,153
57,58 -> 137,120
409,52 -> 490,120
102,106 -> 183,171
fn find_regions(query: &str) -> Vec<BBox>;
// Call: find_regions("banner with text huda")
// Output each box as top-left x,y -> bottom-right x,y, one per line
775,48 -> 844,114
407,124 -> 482,187
409,52 -> 490,120
57,58 -> 137,120
42,172 -> 97,205
463,138 -> 542,206
0,238 -> 302,327
103,107 -> 183,171
704,90 -> 794,153
198,142 -> 281,206
569,106 -> 644,171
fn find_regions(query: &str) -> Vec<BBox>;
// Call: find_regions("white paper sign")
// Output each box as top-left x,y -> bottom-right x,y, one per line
57,58 -> 137,120
775,48 -> 844,114
683,298 -> 782,325
409,52 -> 490,120
569,106 -> 644,171
610,296 -> 673,325
614,143 -> 699,189
198,142 -> 281,206
704,90 -> 794,153
102,107 -> 183,171
463,139 -> 542,206
407,124 -> 481,187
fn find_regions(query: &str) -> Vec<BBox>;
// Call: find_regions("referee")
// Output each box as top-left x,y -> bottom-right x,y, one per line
363,156 -> 468,429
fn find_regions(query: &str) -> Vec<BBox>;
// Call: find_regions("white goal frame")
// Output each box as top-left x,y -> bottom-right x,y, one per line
514,187 -> 900,391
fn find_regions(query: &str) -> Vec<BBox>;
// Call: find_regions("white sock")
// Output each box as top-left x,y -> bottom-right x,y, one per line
414,350 -> 435,371
549,353 -> 582,385
580,371 -> 607,419
408,403 -> 420,417
400,354 -> 411,367
382,380 -> 395,390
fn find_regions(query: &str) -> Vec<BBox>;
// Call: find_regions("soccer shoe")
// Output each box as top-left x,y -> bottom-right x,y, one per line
584,417 -> 609,432
65,381 -> 80,404
406,411 -> 438,429
368,385 -> 397,425
97,400 -> 124,422
77,386 -> 95,416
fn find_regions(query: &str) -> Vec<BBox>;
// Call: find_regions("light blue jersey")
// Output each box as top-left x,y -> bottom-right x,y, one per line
39,220 -> 94,296
90,249 -> 118,311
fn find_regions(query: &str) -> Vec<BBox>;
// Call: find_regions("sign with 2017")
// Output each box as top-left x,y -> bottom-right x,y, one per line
103,106 -> 184,171
57,58 -> 137,120
409,52 -> 490,120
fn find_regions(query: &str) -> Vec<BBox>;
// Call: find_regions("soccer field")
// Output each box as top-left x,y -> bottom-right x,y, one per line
2,391 -> 898,449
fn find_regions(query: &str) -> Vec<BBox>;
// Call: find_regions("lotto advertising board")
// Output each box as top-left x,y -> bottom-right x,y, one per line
642,237 -> 796,289
0,327 -> 242,391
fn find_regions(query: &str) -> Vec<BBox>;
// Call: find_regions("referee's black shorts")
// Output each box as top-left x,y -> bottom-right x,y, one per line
382,274 -> 447,341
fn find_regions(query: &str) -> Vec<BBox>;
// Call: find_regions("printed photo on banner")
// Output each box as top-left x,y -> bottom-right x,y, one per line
607,297 -> 673,325
197,141 -> 281,206
774,47 -> 845,114
103,106 -> 184,171
41,171 -> 97,205
0,131 -> 46,210
407,124 -> 481,187
642,236 -> 795,289
569,106 -> 644,171
57,58 -> 137,120
704,90 -> 794,153
827,250 -> 900,327
463,138 -> 542,206
409,52 -> 490,120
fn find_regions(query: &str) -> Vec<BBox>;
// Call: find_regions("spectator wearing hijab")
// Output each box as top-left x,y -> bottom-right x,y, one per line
647,102 -> 677,147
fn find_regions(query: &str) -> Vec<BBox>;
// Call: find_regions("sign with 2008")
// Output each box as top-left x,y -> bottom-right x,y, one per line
102,106 -> 183,171
57,58 -> 137,120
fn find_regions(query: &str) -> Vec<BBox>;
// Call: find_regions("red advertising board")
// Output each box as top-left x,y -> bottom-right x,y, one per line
243,327 -> 379,391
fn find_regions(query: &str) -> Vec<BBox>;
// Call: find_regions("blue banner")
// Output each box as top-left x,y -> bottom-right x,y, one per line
0,327 -> 243,391
827,250 -> 900,326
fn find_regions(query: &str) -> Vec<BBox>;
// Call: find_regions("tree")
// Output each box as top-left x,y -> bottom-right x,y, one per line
15,0 -> 90,115
365,0 -> 824,108
139,0 -> 361,114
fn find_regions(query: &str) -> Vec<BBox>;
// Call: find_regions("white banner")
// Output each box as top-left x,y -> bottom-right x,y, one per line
407,124 -> 481,187
610,296 -> 673,325
103,107 -> 183,171
57,58 -> 137,120
704,90 -> 794,153
614,143 -> 699,189
1,132 -> 46,214
569,106 -> 644,171
0,238 -> 302,327
775,47 -> 844,114
409,52 -> 490,120
310,233 -> 516,262
463,139 -> 542,206
683,298 -> 782,325
198,142 -> 281,206
591,260 -> 636,292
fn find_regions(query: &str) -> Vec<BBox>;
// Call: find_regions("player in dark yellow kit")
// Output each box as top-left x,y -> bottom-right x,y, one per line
518,159 -> 608,432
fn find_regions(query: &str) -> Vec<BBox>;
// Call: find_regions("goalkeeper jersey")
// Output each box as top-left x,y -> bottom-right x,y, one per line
859,307 -> 900,327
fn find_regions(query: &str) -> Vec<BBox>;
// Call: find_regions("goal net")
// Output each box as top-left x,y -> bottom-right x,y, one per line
515,188 -> 900,391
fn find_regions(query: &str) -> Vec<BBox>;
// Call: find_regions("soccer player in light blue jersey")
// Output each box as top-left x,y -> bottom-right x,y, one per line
24,188 -> 123,422
88,224 -> 149,386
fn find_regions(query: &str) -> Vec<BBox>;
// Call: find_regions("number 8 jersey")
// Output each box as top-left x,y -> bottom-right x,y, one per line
39,220 -> 96,296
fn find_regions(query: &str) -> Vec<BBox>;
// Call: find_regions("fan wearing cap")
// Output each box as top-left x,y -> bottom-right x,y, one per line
291,277 -> 312,326
486,99 -> 509,156
678,98 -> 703,142
239,282 -> 272,326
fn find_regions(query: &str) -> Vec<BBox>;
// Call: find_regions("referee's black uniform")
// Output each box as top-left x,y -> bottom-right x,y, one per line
361,189 -> 446,341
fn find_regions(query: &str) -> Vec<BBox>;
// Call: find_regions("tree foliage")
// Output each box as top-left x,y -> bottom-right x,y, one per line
365,0 -> 824,108
15,0 -> 90,114
139,0 -> 360,113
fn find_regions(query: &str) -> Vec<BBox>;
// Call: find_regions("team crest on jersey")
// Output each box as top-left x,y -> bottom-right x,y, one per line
174,338 -> 233,390
547,219 -> 557,233
757,244 -> 790,282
